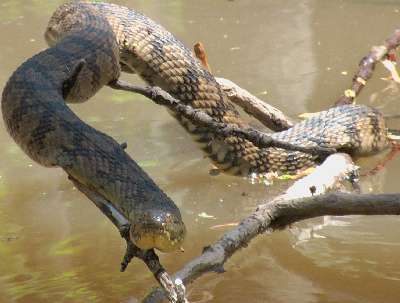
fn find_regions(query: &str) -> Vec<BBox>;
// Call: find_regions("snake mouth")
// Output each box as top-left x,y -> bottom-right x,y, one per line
130,211 -> 186,252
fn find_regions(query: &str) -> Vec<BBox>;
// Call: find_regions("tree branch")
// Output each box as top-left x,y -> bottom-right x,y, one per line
68,176 -> 187,303
215,77 -> 294,131
141,153 -> 400,302
334,28 -> 400,106
109,80 -> 335,158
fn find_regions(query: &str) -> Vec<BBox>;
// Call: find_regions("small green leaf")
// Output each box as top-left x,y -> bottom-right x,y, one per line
138,160 -> 159,168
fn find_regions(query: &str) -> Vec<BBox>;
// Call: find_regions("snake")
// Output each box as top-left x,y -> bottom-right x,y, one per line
1,1 -> 389,251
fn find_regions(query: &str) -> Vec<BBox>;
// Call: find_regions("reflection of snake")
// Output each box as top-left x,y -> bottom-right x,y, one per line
1,2 -> 389,250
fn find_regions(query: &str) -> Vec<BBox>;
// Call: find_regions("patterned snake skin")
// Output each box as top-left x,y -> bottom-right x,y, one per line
1,1 -> 186,252
1,2 -> 389,250
82,2 -> 388,176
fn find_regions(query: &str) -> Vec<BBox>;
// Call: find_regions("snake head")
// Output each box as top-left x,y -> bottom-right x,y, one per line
130,210 -> 186,253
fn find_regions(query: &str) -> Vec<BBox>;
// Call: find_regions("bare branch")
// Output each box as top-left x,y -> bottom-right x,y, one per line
216,77 -> 294,131
334,29 -> 400,106
141,154 -> 400,302
68,176 -> 186,303
109,80 -> 335,157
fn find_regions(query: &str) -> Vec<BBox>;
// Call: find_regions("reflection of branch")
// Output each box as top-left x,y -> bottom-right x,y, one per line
68,176 -> 186,303
109,80 -> 335,157
335,29 -> 400,106
142,153 -> 400,302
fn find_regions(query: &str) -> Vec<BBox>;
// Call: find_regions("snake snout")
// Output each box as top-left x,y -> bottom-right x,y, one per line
130,210 -> 186,252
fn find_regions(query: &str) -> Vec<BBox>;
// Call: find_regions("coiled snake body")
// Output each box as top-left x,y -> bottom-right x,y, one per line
1,2 -> 389,251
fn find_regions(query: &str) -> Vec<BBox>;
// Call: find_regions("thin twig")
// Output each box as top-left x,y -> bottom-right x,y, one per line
109,80 -> 335,157
361,142 -> 400,177
334,29 -> 400,106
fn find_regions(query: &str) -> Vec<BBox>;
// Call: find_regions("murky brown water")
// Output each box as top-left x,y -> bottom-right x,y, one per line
1,1 -> 400,302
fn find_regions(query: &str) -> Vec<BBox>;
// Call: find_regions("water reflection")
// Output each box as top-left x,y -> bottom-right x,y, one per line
1,0 -> 400,302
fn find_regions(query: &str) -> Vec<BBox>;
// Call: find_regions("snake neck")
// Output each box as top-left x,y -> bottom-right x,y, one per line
2,2 -> 186,252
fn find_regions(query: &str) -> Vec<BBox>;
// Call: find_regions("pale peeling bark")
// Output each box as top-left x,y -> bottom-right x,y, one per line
143,153 -> 400,303
215,77 -> 294,131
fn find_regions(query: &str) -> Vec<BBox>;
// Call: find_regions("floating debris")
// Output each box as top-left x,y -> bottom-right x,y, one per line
210,223 -> 238,230
0,235 -> 18,242
248,171 -> 278,186
198,212 -> 216,219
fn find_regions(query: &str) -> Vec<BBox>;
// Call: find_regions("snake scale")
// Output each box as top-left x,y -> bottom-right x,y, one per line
1,1 -> 389,251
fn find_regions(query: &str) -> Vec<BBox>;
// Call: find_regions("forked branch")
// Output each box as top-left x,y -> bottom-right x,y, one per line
109,80 -> 335,157
142,153 -> 400,302
334,29 -> 400,106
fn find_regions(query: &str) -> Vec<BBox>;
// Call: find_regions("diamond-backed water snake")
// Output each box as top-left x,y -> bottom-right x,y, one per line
1,1 -> 187,252
73,2 -> 388,176
1,2 -> 389,251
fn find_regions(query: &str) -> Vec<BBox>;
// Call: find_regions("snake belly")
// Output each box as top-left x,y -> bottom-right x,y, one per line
64,1 -> 388,176
1,2 -> 185,252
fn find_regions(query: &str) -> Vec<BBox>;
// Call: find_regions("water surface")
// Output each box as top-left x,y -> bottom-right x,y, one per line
1,1 -> 400,302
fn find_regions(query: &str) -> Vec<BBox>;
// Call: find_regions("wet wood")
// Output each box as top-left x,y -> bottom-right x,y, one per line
334,29 -> 400,106
108,32 -> 400,303
216,77 -> 294,131
142,153 -> 400,303
69,176 -> 187,303
110,80 -> 335,157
